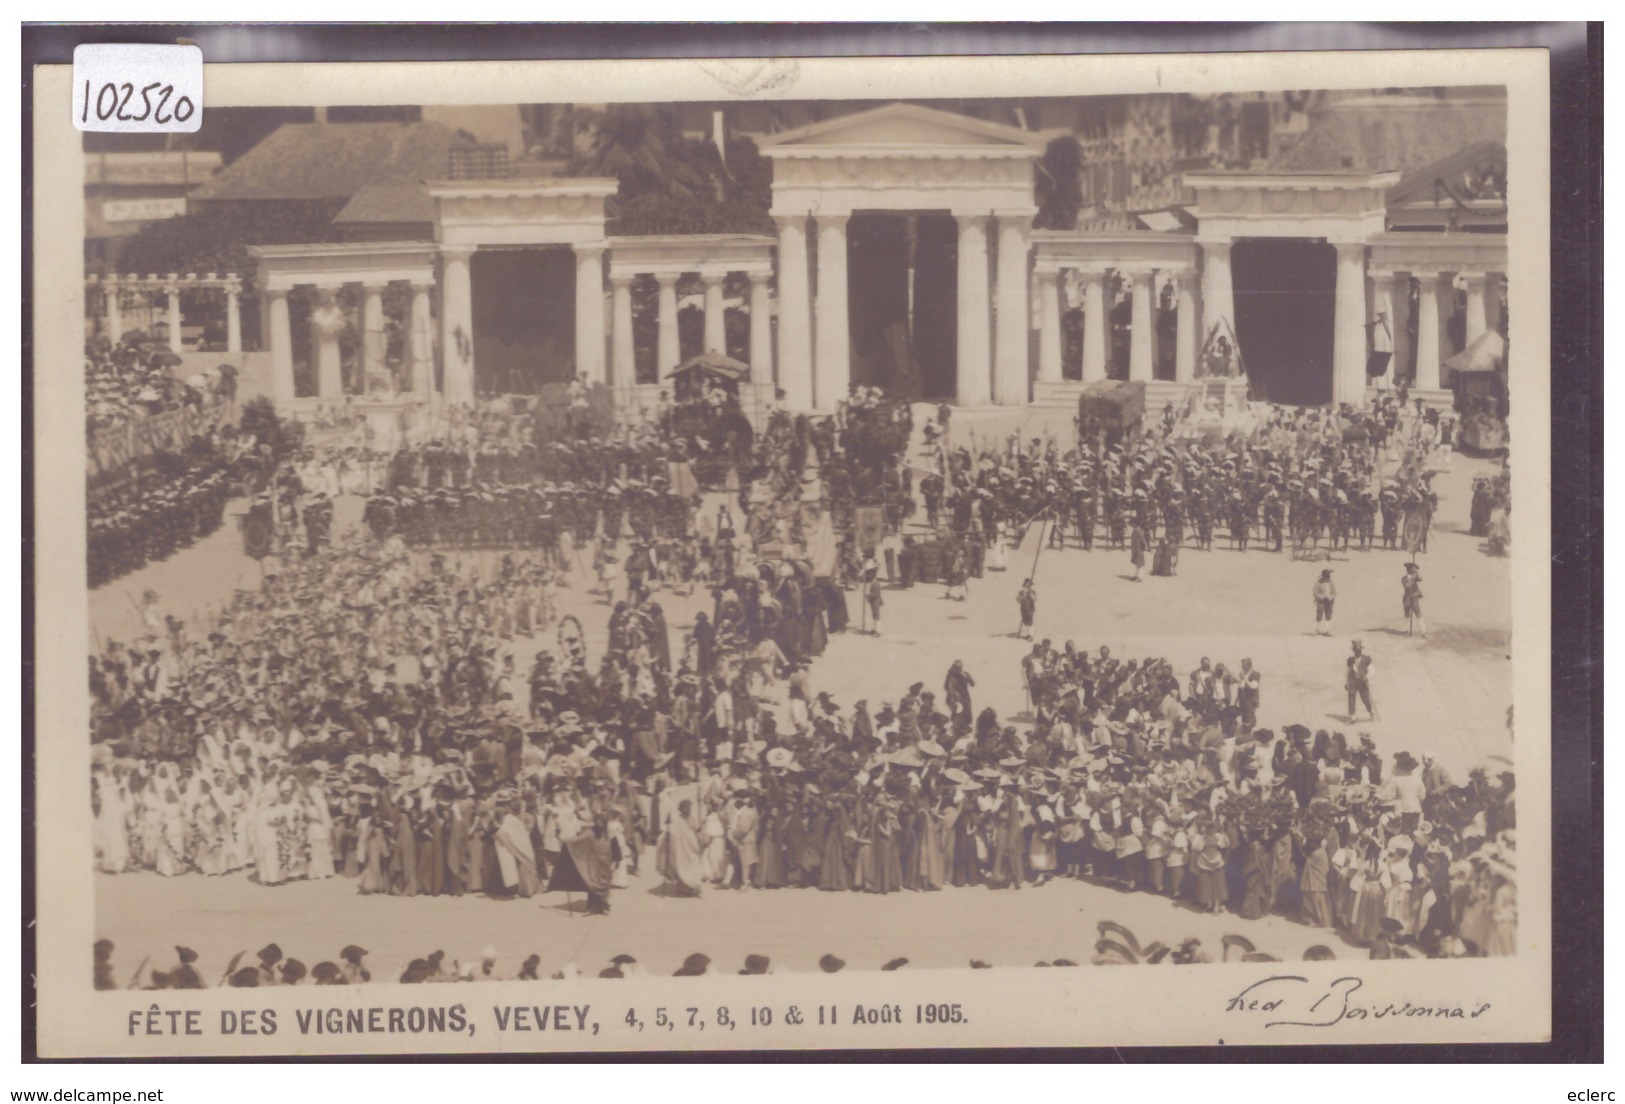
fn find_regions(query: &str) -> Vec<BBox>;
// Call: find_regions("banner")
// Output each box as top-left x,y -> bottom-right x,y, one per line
1401,505 -> 1430,554
853,505 -> 886,556
88,398 -> 234,476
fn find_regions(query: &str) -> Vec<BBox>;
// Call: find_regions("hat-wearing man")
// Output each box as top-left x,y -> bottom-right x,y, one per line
1401,562 -> 1426,639
1017,578 -> 1037,640
1312,569 -> 1336,636
256,943 -> 283,986
1345,640 -> 1375,722
339,945 -> 370,984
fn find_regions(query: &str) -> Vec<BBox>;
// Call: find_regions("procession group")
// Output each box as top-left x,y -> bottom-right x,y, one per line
86,429 -> 242,589
91,372 -> 1516,979
84,336 -> 198,433
98,913 -> 1386,989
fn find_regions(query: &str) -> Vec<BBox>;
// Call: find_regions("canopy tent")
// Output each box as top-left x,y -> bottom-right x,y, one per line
667,351 -> 751,383
1443,329 -> 1506,374
667,351 -> 752,405
1076,380 -> 1146,430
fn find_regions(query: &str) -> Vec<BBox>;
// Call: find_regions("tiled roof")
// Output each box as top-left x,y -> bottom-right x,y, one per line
332,183 -> 436,226
190,122 -> 472,202
1270,95 -> 1507,174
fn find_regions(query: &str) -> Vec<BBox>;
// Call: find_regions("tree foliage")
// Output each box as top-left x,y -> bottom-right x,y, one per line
113,199 -> 347,286
1034,135 -> 1085,230
237,394 -> 301,456
566,105 -> 773,236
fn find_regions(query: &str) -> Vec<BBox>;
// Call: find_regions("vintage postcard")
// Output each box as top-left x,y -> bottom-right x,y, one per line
31,44 -> 1553,1057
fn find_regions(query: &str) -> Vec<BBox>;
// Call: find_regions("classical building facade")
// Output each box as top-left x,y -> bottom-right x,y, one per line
249,100 -> 1509,415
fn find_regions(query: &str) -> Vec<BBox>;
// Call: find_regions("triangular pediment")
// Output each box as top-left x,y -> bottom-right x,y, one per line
761,102 -> 1048,152
1388,141 -> 1507,207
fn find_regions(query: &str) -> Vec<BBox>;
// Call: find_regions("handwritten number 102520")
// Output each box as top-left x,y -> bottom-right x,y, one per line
81,80 -> 195,126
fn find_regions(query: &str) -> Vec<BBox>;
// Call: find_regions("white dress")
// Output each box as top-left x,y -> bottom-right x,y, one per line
701,813 -> 728,884
304,788 -> 335,879
93,781 -> 131,873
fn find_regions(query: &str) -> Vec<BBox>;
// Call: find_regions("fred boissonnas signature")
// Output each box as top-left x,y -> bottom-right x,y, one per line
1226,975 -> 1493,1029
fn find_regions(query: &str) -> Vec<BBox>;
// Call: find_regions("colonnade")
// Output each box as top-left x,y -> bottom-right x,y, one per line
92,273 -> 244,354
252,234 -> 1506,412
1033,264 -> 1200,386
776,209 -> 1035,409
1033,239 -> 1507,406
606,265 -> 775,389
261,280 -> 435,406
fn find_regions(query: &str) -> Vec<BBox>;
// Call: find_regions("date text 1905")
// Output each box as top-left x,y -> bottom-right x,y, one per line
616,1003 -> 967,1031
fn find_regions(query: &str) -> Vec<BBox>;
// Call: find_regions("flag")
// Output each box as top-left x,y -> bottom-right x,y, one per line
1401,506 -> 1428,554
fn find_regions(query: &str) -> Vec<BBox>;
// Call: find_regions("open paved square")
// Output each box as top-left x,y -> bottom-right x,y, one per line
91,404 -> 1511,980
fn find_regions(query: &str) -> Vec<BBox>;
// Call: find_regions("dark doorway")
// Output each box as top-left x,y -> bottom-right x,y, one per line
1231,238 -> 1336,406
911,214 -> 958,399
470,249 -> 574,395
847,214 -> 912,392
845,213 -> 959,399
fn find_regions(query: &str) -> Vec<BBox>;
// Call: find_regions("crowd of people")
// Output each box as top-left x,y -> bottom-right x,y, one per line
902,398 -> 1444,572
85,337 -> 200,434
90,379 -> 1514,978
87,434 -> 241,589
91,534 -> 1517,966
100,913 -> 1378,989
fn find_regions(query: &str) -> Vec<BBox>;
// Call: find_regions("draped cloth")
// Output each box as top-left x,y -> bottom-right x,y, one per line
494,813 -> 540,897
668,460 -> 700,501
658,815 -> 706,894
549,831 -> 613,895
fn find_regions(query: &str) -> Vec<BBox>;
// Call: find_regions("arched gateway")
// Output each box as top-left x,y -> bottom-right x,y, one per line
250,102 -> 1507,417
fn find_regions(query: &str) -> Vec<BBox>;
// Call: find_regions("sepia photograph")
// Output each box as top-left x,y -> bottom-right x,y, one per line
27,35 -> 1571,1060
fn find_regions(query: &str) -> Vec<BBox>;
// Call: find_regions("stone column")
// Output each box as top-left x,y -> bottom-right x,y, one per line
748,273 -> 772,382
655,273 -> 681,377
1174,274 -> 1197,383
1435,272 -> 1459,374
408,281 -> 434,394
312,288 -> 344,400
1200,241 -> 1234,345
1332,243 -> 1368,407
994,212 -> 1031,405
1128,269 -> 1155,383
1370,272 -> 1397,388
1413,271 -> 1442,391
1080,268 -> 1108,384
266,288 -> 295,404
1384,269 -> 1410,386
165,278 -> 183,353
225,280 -> 242,354
361,283 -> 386,388
573,244 -> 607,386
814,214 -> 850,409
610,272 -> 636,388
701,269 -> 728,355
103,278 -> 121,343
774,215 -> 813,410
954,212 -> 992,406
1463,271 -> 1488,343
1035,269 -> 1063,384
439,246 -> 476,405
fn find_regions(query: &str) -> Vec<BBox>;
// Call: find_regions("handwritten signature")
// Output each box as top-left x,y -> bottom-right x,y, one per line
1225,975 -> 1492,1029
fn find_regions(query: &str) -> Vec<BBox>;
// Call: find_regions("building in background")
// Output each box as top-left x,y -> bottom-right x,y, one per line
84,149 -> 223,273
96,93 -> 1509,416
